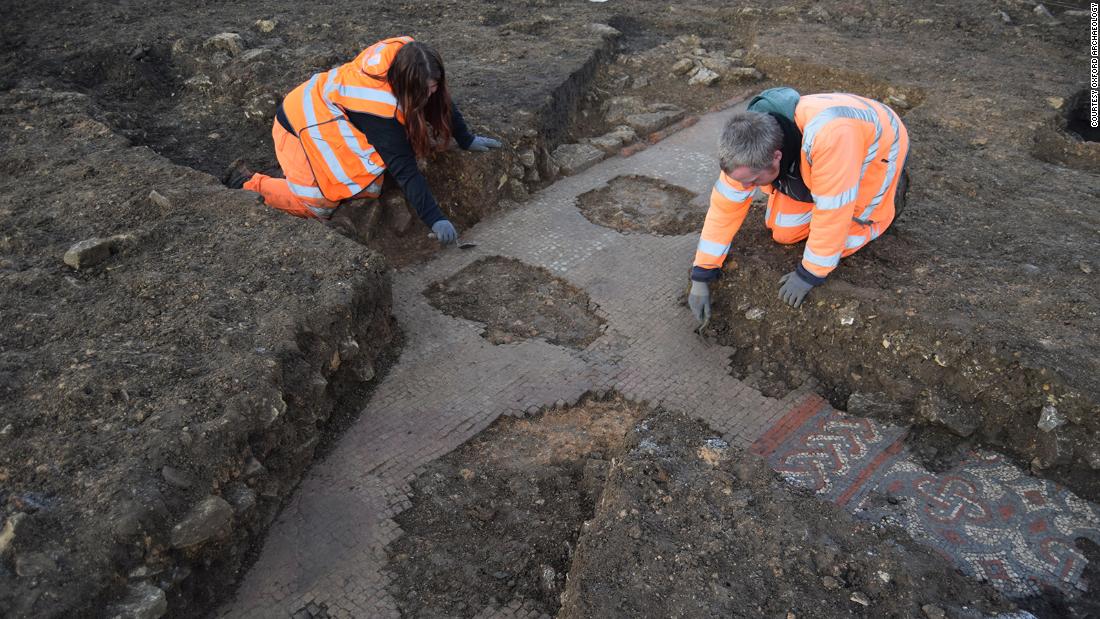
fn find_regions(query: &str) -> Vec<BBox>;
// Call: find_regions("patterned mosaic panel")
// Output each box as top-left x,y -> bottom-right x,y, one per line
858,452 -> 1100,598
752,396 -> 1100,600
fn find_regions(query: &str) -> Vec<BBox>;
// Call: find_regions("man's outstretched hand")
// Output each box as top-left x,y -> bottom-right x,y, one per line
688,280 -> 711,325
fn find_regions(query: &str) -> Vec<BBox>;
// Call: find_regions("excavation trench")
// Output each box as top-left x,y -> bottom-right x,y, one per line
0,16 -> 625,618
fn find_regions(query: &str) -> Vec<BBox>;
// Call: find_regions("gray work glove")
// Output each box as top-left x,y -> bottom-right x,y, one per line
431,219 -> 458,244
778,271 -> 815,308
467,136 -> 502,152
688,280 -> 711,326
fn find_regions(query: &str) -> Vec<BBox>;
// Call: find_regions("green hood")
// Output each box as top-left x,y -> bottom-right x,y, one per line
747,87 -> 800,121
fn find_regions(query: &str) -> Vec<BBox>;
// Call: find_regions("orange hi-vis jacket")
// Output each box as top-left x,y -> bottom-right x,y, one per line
280,36 -> 413,202
693,93 -> 908,282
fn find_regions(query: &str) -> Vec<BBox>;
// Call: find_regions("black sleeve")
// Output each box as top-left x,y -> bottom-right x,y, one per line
345,111 -> 446,227
451,103 -> 475,150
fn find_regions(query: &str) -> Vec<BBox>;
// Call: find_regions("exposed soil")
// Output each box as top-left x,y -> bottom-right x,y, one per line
424,256 -> 606,349
387,401 -> 1017,618
576,174 -> 701,235
386,398 -> 643,616
2,0 -> 1098,616
727,338 -> 815,399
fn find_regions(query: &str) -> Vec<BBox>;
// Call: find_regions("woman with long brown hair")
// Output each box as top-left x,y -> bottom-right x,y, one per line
230,36 -> 500,244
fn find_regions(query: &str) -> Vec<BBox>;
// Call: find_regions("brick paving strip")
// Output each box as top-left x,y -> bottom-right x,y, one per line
220,104 -> 1100,617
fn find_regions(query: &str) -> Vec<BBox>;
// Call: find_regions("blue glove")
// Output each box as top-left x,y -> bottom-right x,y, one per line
778,271 -> 815,308
467,136 -> 502,152
431,219 -> 458,244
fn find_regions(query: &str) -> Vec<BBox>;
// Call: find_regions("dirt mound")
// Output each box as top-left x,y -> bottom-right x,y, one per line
576,174 -> 701,235
424,256 -> 606,349
560,409 -> 1015,618
386,398 -> 643,616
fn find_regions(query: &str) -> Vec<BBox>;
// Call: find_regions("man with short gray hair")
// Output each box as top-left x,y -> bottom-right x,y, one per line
688,87 -> 909,323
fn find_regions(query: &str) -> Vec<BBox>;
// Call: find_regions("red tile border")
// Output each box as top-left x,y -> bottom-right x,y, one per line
749,393 -> 826,458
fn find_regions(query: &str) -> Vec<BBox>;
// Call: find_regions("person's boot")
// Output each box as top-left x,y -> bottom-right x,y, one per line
323,203 -> 360,240
893,168 -> 910,219
223,158 -> 254,189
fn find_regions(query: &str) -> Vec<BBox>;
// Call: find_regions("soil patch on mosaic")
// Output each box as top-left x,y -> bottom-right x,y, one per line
576,174 -> 701,236
424,256 -> 606,349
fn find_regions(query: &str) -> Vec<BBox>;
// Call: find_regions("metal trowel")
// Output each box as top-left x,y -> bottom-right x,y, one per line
427,233 -> 477,249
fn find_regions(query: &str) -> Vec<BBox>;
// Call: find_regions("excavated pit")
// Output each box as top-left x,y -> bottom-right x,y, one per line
1065,89 -> 1100,143
1033,89 -> 1100,172
424,256 -> 606,349
575,174 -> 701,235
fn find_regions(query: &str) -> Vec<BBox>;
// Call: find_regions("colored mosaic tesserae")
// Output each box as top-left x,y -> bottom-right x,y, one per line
753,394 -> 1100,599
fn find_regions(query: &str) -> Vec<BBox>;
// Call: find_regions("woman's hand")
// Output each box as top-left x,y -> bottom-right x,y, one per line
467,136 -> 502,152
431,219 -> 458,244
